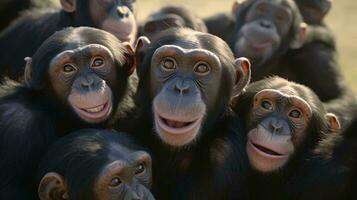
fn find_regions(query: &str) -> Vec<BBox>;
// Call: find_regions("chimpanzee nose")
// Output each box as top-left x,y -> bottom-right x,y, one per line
174,81 -> 190,94
267,118 -> 285,134
259,20 -> 272,29
117,6 -> 130,18
81,78 -> 94,89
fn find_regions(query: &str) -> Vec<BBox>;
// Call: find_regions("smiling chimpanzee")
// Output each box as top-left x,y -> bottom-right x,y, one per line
233,76 -> 341,199
0,27 -> 136,199
131,28 -> 251,200
141,5 -> 207,40
0,0 -> 138,81
36,129 -> 155,200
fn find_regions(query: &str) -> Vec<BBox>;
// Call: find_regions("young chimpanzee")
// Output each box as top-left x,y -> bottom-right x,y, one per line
36,129 -> 155,200
0,0 -> 138,81
0,27 -> 137,199
233,76 -> 341,199
141,5 -> 207,40
132,28 -> 251,200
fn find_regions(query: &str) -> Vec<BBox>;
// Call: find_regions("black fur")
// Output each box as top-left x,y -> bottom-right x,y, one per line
0,27 -> 136,199
131,28 -> 248,200
233,77 -> 338,200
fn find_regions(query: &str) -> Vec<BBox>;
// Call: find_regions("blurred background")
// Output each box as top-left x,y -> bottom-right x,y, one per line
137,0 -> 357,92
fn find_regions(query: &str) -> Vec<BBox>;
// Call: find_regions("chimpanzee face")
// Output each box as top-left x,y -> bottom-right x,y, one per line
25,27 -> 135,125
135,29 -> 251,147
150,45 -> 223,146
230,0 -> 307,67
241,78 -> 340,173
37,129 -> 156,200
48,44 -> 118,124
234,0 -> 293,65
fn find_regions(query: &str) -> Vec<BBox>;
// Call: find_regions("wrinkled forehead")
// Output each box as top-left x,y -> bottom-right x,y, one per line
253,0 -> 292,11
50,44 -> 113,64
255,88 -> 312,113
152,44 -> 221,66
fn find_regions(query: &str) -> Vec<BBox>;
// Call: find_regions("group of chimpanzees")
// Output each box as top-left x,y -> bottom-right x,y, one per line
0,0 -> 356,199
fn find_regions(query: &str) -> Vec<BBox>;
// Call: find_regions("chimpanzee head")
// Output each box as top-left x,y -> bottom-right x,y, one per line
135,28 -> 251,147
294,0 -> 332,24
230,0 -> 307,66
234,77 -> 340,173
24,27 -> 135,125
36,129 -> 155,200
60,0 -> 138,44
142,5 -> 207,40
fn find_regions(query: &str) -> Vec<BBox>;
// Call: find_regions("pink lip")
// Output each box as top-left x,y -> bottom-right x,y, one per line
72,99 -> 113,123
155,113 -> 202,135
243,34 -> 272,49
248,140 -> 288,159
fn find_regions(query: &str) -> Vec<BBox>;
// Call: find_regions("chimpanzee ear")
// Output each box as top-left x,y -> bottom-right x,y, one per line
134,36 -> 151,74
232,57 -> 251,98
290,22 -> 308,49
24,57 -> 33,87
60,0 -> 76,13
38,172 -> 69,200
232,0 -> 248,15
325,113 -> 341,132
122,42 -> 136,75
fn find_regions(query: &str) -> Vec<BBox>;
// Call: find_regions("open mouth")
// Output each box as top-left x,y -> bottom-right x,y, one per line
155,114 -> 202,135
73,99 -> 113,123
248,140 -> 287,158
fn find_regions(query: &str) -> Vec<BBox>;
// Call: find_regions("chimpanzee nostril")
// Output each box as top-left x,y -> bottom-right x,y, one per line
174,83 -> 190,94
117,6 -> 129,18
81,79 -> 94,89
270,120 -> 283,134
259,20 -> 271,29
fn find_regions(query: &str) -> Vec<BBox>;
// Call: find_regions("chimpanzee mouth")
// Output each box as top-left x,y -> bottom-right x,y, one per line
155,114 -> 202,135
72,98 -> 113,123
249,140 -> 286,158
243,34 -> 272,50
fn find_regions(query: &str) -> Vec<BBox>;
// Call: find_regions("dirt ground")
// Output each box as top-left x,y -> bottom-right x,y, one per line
137,0 -> 357,92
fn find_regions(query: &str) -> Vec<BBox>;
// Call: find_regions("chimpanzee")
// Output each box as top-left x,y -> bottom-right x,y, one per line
36,129 -> 155,200
131,28 -> 251,200
204,0 -> 349,102
0,27 -> 137,199
0,0 -> 138,81
233,76 -> 341,199
140,5 -> 207,40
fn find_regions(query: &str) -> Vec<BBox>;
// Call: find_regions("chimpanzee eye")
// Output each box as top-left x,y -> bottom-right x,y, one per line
194,62 -> 210,75
92,57 -> 105,68
261,100 -> 273,111
109,177 -> 122,187
135,163 -> 146,175
62,64 -> 76,73
161,58 -> 176,71
289,109 -> 302,118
